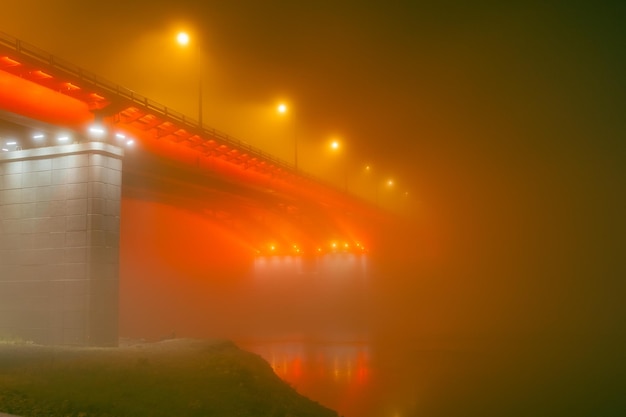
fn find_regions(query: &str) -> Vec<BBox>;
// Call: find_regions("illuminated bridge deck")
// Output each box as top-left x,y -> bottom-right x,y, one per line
0,31 -> 392,257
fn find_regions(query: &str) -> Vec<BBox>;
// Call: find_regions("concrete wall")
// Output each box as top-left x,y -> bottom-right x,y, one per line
0,142 -> 122,346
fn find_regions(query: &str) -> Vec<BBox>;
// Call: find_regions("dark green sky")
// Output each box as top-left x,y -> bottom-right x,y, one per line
2,1 -> 625,340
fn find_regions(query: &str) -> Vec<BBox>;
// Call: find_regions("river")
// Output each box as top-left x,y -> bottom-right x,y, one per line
241,336 -> 624,417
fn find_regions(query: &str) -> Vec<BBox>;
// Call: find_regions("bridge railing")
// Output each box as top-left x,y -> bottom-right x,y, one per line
0,31 -> 316,181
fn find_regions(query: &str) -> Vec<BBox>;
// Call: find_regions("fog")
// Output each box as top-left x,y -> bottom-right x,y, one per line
2,1 -> 625,416
116,181 -> 626,417
116,147 -> 625,416
118,160 -> 377,342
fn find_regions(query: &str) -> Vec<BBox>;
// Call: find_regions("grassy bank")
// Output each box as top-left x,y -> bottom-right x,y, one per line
0,339 -> 338,417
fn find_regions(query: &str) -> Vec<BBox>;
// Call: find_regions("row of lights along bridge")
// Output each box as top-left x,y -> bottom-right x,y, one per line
1,127 -> 134,152
1,30 -> 408,210
175,30 -> 409,205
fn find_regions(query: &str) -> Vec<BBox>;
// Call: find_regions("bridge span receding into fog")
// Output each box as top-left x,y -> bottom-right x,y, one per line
0,32 -> 392,346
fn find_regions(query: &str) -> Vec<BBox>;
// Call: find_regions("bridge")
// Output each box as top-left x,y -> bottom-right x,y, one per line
0,32 -> 392,346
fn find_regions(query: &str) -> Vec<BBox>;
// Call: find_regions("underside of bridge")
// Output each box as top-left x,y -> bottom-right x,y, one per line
0,34 -> 388,251
0,33 -> 391,345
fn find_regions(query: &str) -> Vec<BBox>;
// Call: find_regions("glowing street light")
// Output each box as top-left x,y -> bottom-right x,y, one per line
277,103 -> 298,170
373,177 -> 395,207
176,32 -> 190,46
329,138 -> 348,192
176,31 -> 203,128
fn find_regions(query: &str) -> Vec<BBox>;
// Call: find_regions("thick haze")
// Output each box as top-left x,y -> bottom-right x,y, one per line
2,1 -> 625,345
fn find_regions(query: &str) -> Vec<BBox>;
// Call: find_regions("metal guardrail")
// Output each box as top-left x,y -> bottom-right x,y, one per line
0,31 -> 319,181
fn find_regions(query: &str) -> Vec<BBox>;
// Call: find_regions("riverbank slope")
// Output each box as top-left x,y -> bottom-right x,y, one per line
0,338 -> 339,417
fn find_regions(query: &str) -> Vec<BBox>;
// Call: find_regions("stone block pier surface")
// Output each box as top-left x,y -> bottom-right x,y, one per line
0,142 -> 123,346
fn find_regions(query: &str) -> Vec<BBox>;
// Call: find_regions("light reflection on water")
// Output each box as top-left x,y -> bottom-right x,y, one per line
240,337 -> 626,417
239,338 -> 444,417
244,254 -> 378,415
240,340 -> 377,417
240,252 -> 625,417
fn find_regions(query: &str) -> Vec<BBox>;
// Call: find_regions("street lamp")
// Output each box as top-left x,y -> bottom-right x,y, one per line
329,139 -> 348,192
177,31 -> 203,128
176,32 -> 190,46
374,177 -> 394,208
277,103 -> 298,170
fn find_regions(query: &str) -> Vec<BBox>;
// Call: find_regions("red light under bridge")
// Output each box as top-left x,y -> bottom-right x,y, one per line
0,32 -> 393,257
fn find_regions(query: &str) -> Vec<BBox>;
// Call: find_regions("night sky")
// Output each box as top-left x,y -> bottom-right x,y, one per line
2,0 -> 625,350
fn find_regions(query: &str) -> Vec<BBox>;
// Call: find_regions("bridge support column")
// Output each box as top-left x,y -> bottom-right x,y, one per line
0,142 -> 123,346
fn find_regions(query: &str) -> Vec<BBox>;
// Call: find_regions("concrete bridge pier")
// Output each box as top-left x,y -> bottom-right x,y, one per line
0,141 -> 122,346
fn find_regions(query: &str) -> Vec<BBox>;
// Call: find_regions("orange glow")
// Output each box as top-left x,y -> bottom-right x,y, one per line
291,357 -> 303,379
103,98 -> 390,262
119,198 -> 254,340
0,56 -> 21,67
31,70 -> 52,80
255,236 -> 369,257
3,6 -> 622,417
0,70 -> 93,128
63,82 -> 80,91
176,31 -> 190,46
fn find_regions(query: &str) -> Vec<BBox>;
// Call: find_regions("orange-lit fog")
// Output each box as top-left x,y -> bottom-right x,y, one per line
117,146 -> 384,343
2,2 -> 626,416
119,197 -> 251,340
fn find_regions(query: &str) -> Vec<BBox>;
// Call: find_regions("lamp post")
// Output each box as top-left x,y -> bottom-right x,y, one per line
363,164 -> 383,205
177,31 -> 203,128
277,103 -> 297,170
329,139 -> 348,192
376,178 -> 394,208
